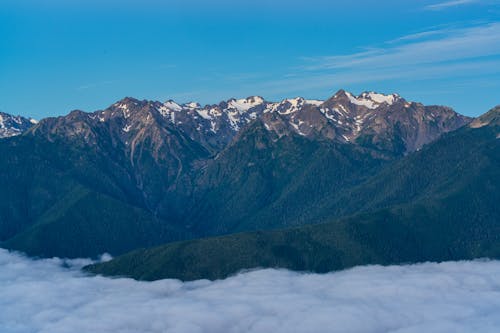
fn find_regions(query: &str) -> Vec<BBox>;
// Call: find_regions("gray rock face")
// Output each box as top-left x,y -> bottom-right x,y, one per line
262,90 -> 471,155
26,90 -> 472,157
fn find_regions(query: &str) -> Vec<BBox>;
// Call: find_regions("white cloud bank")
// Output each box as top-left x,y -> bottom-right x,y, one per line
1,249 -> 500,333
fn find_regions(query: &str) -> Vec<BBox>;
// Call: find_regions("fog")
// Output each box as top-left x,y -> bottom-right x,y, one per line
1,249 -> 499,333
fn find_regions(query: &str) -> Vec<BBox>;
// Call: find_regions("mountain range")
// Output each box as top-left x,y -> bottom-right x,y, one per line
87,106 -> 499,280
0,89 -> 497,281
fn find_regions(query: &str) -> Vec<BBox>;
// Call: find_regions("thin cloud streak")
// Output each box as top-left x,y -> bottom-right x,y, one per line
257,23 -> 500,98
386,27 -> 454,44
303,23 -> 500,71
263,58 -> 500,95
425,0 -> 479,11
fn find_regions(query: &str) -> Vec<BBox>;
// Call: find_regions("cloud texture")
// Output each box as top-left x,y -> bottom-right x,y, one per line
1,249 -> 499,333
425,0 -> 478,11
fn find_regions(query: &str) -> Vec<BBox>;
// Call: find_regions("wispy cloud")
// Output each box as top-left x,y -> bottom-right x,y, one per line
260,23 -> 500,97
386,26 -> 453,43
1,250 -> 500,333
425,0 -> 479,11
303,23 -> 500,71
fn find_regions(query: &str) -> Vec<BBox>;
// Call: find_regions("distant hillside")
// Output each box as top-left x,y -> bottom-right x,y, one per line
85,108 -> 499,281
0,90 -> 472,258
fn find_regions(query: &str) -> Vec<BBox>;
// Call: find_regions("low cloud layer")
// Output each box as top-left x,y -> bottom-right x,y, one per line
1,249 -> 499,333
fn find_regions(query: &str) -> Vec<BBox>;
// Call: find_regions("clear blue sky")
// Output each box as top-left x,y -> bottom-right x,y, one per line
1,0 -> 500,119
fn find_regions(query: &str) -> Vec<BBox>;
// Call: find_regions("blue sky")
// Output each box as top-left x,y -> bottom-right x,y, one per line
1,0 -> 500,119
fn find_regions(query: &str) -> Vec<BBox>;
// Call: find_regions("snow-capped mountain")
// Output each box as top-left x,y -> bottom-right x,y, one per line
261,89 -> 470,154
1,90 -> 491,261
27,89 -> 471,157
0,112 -> 37,138
83,90 -> 469,155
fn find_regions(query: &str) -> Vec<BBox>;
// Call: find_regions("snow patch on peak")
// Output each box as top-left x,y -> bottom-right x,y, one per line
360,92 -> 399,105
0,112 -> 35,138
265,97 -> 323,116
115,103 -> 129,111
346,91 -> 399,109
286,97 -> 305,108
273,97 -> 305,114
346,92 -> 376,109
163,100 -> 182,112
264,97 -> 305,114
228,96 -> 265,112
115,103 -> 132,119
196,109 -> 213,120
290,122 -> 306,136
226,110 -> 241,131
184,102 -> 201,109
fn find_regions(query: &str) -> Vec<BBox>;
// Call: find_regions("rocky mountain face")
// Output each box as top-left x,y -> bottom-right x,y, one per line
0,90 -> 475,258
28,97 -> 212,223
317,90 -> 470,154
155,90 -> 470,155
29,90 -> 469,155
470,105 -> 500,130
0,112 -> 37,138
86,106 -> 500,281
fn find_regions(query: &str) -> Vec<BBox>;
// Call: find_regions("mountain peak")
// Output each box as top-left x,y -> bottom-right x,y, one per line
106,98 -> 159,122
183,102 -> 201,109
358,91 -> 401,105
345,91 -> 401,109
284,97 -> 305,105
115,96 -> 143,105
15,90 -> 473,156
325,90 -> 402,110
246,95 -> 265,103
470,105 -> 500,129
332,89 -> 348,98
227,96 -> 266,112
163,100 -> 183,112
0,111 -> 37,138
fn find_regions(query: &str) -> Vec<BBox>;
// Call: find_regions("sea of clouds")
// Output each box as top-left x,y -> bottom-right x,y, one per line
1,248 -> 500,333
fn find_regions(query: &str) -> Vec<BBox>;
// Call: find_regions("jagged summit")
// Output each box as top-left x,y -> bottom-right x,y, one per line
183,102 -> 201,109
226,96 -> 265,112
0,111 -> 37,138
117,96 -> 142,104
470,105 -> 500,129
358,91 -> 401,105
325,90 -> 402,109
103,90 -> 417,127
21,89 -> 472,154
